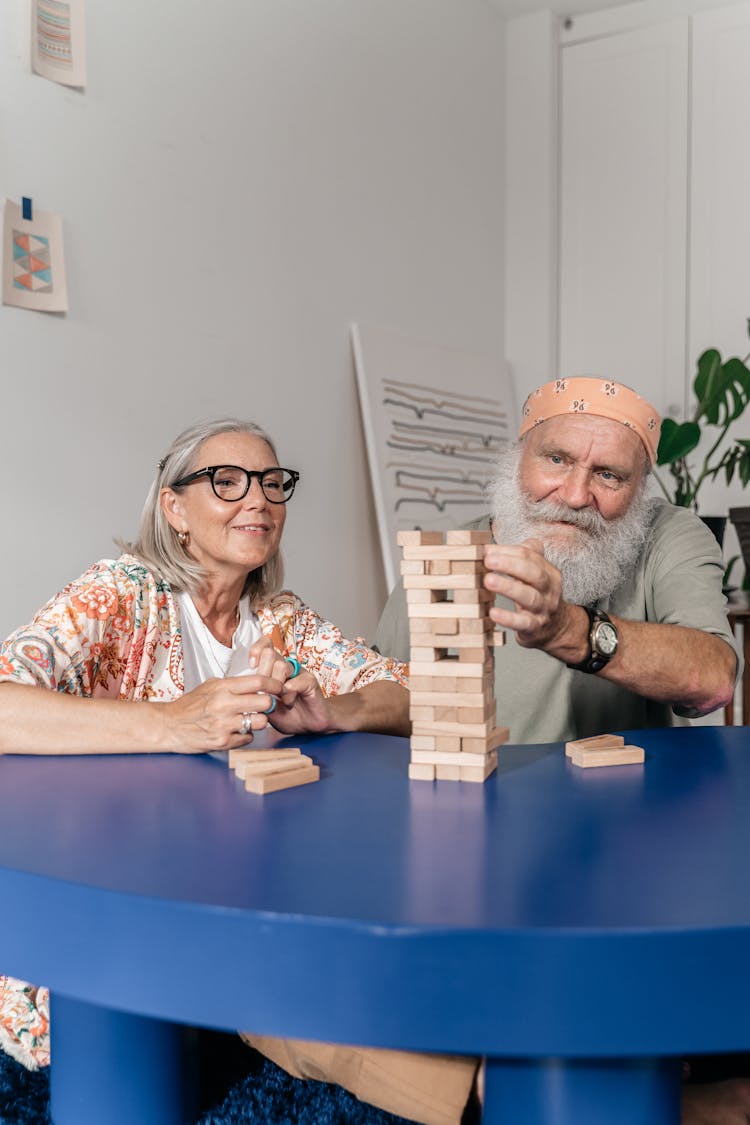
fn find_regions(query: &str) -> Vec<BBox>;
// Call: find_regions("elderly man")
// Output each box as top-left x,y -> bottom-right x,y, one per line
375,376 -> 738,739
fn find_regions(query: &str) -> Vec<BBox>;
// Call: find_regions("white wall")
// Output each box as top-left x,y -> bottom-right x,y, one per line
0,0 -> 505,641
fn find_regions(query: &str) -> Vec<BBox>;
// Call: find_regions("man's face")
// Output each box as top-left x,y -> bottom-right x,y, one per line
517,414 -> 647,541
490,414 -> 652,605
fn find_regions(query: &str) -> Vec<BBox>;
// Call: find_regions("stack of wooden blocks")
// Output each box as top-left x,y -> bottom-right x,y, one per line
398,528 -> 508,783
228,746 -> 319,794
565,733 -> 644,768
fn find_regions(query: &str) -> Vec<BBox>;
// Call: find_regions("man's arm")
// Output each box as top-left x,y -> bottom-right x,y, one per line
483,539 -> 736,716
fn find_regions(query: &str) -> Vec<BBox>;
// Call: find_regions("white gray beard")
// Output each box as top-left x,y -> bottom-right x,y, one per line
488,449 -> 655,606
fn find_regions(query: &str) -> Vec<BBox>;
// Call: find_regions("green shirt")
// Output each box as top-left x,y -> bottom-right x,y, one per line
373,501 -> 739,745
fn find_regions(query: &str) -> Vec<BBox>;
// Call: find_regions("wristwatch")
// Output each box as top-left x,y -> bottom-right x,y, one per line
568,606 -> 618,674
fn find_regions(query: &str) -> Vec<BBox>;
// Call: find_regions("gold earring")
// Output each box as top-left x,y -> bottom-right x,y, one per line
177,530 -> 189,546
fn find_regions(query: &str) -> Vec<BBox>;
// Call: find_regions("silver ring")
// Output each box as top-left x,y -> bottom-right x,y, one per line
240,712 -> 253,736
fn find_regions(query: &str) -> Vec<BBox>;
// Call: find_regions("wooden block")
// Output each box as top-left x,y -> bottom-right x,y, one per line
451,560 -> 484,575
458,706 -> 494,723
410,735 -> 437,750
410,660 -> 489,677
410,691 -> 490,706
408,762 -> 436,781
403,574 -> 483,591
397,530 -> 444,546
445,530 -> 492,544
434,706 -> 461,722
244,764 -> 320,794
459,753 -> 498,783
409,603 -> 482,620
235,755 -> 314,780
453,589 -> 491,604
412,749 -> 496,767
455,618 -> 491,633
410,617 -> 458,636
410,647 -> 446,662
491,630 -> 505,647
409,706 -> 436,721
434,735 -> 462,752
435,765 -> 461,780
400,559 -> 426,576
228,747 -> 303,768
458,648 -> 488,663
414,631 -> 490,649
412,719 -> 496,737
402,545 -> 485,561
406,588 -> 444,604
569,744 -> 645,769
461,727 -> 509,753
565,733 -> 626,759
428,559 -> 452,576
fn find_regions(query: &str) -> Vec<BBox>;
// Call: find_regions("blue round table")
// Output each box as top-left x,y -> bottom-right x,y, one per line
1,724 -> 750,1124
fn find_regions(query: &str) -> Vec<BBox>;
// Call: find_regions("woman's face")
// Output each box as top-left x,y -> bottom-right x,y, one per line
161,431 -> 287,588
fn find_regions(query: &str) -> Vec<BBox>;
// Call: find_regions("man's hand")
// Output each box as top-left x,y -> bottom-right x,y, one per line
483,538 -> 588,663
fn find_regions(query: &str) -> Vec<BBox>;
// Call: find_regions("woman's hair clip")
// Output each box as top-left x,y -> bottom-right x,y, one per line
157,456 -> 167,471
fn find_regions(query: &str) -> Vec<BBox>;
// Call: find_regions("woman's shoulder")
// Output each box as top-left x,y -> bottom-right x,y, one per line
62,555 -> 173,599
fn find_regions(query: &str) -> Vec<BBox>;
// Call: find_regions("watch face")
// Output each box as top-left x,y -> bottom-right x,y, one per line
594,621 -> 618,656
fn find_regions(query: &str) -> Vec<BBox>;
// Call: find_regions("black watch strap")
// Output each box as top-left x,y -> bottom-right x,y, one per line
567,606 -> 618,675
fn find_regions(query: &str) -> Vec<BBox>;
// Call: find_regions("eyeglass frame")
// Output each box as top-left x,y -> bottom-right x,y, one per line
170,465 -> 300,504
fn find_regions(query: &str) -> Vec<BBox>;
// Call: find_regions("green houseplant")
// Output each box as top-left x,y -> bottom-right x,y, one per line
655,324 -> 750,511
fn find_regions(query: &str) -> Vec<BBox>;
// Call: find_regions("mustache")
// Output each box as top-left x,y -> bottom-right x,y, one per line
525,498 -> 608,536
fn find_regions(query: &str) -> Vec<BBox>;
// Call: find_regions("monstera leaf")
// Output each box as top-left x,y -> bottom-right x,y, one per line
656,417 -> 700,466
694,349 -> 750,427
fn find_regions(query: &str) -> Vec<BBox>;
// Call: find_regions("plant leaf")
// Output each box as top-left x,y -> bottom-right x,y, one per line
656,418 -> 700,464
694,351 -> 750,426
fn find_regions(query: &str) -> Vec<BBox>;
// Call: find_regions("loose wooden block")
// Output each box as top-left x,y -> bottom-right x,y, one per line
569,744 -> 645,769
400,559 -> 426,576
228,747 -> 303,768
244,764 -> 320,794
408,763 -> 436,781
402,545 -> 485,561
435,764 -> 462,780
235,755 -> 314,780
565,733 -> 626,759
491,630 -> 506,647
445,530 -> 491,544
397,530 -> 444,546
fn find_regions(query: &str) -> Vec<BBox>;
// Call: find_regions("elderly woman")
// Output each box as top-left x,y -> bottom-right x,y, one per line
0,417 -> 479,1125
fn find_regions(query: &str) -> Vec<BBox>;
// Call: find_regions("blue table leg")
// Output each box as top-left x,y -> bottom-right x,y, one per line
50,994 -> 197,1125
482,1056 -> 682,1125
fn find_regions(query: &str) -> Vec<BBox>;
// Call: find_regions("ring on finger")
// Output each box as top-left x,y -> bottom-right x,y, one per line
240,712 -> 253,736
265,696 -> 277,715
285,655 -> 301,678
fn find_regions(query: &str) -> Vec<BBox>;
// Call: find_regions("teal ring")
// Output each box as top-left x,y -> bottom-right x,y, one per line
285,656 -> 301,679
265,696 -> 277,715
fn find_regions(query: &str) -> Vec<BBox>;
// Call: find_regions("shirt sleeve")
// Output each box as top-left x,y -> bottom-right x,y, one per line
0,560 -> 138,696
259,592 -> 408,697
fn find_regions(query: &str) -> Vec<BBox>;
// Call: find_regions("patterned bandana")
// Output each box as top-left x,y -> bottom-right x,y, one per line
518,377 -> 661,466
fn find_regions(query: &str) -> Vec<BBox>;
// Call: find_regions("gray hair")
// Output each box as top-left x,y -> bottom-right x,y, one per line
122,418 -> 285,607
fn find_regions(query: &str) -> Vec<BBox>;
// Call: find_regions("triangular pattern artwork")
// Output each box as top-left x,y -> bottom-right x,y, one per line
13,231 -> 53,293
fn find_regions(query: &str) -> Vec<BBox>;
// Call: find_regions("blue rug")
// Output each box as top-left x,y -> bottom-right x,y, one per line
0,1031 -> 416,1124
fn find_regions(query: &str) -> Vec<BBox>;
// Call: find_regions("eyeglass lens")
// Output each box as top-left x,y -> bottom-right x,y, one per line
212,467 -> 296,502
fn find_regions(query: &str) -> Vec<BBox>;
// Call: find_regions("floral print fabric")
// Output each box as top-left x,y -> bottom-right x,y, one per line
0,555 -> 407,1068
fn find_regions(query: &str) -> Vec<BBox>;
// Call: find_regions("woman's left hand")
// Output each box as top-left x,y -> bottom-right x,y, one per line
245,637 -> 334,734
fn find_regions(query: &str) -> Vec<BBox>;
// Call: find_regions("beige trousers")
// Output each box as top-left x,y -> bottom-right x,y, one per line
241,1033 -> 479,1125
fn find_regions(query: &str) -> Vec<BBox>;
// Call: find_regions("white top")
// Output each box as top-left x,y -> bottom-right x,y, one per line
177,592 -> 263,692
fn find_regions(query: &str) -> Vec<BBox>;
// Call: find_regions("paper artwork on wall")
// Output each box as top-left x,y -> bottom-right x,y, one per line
31,0 -> 87,88
352,323 -> 516,591
2,200 -> 69,313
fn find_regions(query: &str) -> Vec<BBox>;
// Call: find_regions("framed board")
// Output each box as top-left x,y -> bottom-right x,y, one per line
352,323 -> 516,590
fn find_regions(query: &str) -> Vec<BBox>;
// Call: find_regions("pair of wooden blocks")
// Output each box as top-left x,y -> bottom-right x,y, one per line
565,734 -> 645,769
228,746 -> 319,794
398,528 -> 507,784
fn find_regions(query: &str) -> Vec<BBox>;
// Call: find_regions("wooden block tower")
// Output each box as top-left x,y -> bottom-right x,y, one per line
397,529 -> 509,783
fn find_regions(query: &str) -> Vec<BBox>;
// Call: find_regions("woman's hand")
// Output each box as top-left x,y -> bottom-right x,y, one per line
246,637 -> 334,735
164,671 -> 284,752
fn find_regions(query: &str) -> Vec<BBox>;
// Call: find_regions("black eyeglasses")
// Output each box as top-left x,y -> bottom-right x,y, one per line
171,465 -> 300,504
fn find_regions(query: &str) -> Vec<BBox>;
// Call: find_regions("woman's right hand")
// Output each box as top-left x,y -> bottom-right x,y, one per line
163,673 -> 285,752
